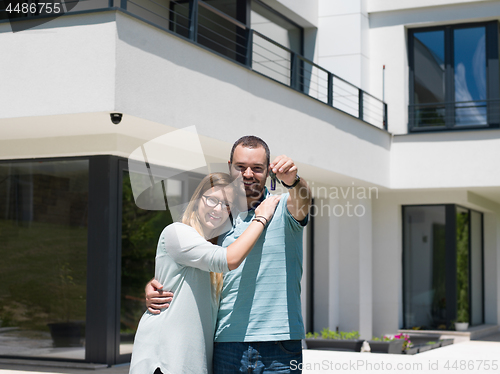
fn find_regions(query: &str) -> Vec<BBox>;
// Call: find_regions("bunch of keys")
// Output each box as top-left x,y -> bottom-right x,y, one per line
269,170 -> 279,191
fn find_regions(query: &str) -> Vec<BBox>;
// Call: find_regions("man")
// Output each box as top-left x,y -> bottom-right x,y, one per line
146,136 -> 311,373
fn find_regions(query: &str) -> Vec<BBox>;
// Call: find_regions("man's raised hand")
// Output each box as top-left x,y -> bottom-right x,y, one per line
269,155 -> 297,186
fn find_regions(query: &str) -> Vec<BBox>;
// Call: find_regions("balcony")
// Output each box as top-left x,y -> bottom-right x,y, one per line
1,0 -> 388,131
409,100 -> 500,131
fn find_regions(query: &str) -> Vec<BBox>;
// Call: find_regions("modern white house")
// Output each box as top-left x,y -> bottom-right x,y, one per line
0,0 -> 499,365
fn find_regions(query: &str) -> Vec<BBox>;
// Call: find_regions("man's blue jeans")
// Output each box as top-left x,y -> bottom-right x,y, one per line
213,340 -> 302,373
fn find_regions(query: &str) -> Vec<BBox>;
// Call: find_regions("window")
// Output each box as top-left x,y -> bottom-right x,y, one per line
169,0 -> 250,64
403,205 -> 484,329
251,0 -> 302,54
409,22 -> 500,131
166,0 -> 303,79
250,0 -> 303,86
0,159 -> 89,360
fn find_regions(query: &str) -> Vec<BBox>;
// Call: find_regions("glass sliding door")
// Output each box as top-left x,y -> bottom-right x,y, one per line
403,205 -> 484,329
0,160 -> 88,359
403,206 -> 447,329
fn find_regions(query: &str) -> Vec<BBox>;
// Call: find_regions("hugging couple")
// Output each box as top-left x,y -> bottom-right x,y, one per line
129,135 -> 311,374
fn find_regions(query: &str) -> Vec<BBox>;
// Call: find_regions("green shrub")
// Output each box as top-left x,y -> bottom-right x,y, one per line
306,328 -> 359,340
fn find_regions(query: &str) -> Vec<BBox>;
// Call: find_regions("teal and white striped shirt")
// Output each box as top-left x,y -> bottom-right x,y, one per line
215,191 -> 307,342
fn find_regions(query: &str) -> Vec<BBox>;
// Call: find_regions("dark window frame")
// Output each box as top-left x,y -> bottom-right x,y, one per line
408,21 -> 500,132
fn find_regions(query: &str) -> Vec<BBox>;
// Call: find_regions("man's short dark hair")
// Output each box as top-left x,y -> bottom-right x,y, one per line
230,136 -> 270,167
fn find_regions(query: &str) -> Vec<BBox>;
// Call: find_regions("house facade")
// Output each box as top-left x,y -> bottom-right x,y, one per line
0,0 -> 499,365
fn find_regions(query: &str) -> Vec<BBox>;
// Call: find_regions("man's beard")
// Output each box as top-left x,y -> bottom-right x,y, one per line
244,181 -> 264,198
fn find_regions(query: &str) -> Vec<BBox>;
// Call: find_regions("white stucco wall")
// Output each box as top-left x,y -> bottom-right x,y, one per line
391,131 -> 500,189
262,0 -> 318,28
367,0 -> 498,14
312,199 -> 332,332
312,195 -> 373,339
317,0 -> 370,91
0,12 -> 116,119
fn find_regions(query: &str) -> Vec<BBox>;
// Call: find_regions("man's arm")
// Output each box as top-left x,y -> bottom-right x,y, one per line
270,155 -> 311,222
145,279 -> 173,314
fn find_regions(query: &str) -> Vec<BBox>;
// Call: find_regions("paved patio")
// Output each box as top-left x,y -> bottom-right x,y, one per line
1,334 -> 499,374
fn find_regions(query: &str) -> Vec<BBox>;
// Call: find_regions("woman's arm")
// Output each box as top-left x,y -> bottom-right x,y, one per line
165,195 -> 280,272
226,195 -> 280,270
145,195 -> 281,312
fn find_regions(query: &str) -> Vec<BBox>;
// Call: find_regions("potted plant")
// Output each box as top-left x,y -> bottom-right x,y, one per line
367,334 -> 407,354
305,329 -> 364,351
455,309 -> 469,331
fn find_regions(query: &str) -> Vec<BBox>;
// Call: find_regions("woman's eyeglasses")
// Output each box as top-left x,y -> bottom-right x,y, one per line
202,195 -> 231,211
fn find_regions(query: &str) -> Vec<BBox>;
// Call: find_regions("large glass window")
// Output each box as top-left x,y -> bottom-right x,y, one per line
250,0 -> 302,85
409,22 -> 499,131
168,0 -> 250,63
251,0 -> 301,53
0,160 -> 88,360
403,206 -> 447,329
403,205 -> 484,329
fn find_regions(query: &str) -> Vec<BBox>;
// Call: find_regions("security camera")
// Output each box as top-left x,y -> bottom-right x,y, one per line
110,113 -> 123,125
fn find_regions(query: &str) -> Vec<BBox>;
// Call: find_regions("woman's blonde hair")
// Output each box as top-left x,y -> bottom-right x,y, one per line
181,172 -> 232,298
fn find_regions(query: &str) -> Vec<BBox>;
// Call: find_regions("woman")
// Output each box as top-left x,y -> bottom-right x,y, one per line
129,172 -> 280,374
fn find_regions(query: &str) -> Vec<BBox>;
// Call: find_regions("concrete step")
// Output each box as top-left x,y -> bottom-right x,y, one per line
399,324 -> 500,343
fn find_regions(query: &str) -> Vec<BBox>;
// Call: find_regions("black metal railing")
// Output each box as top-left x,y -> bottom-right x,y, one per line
250,31 -> 387,129
1,0 -> 388,130
409,99 -> 499,130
